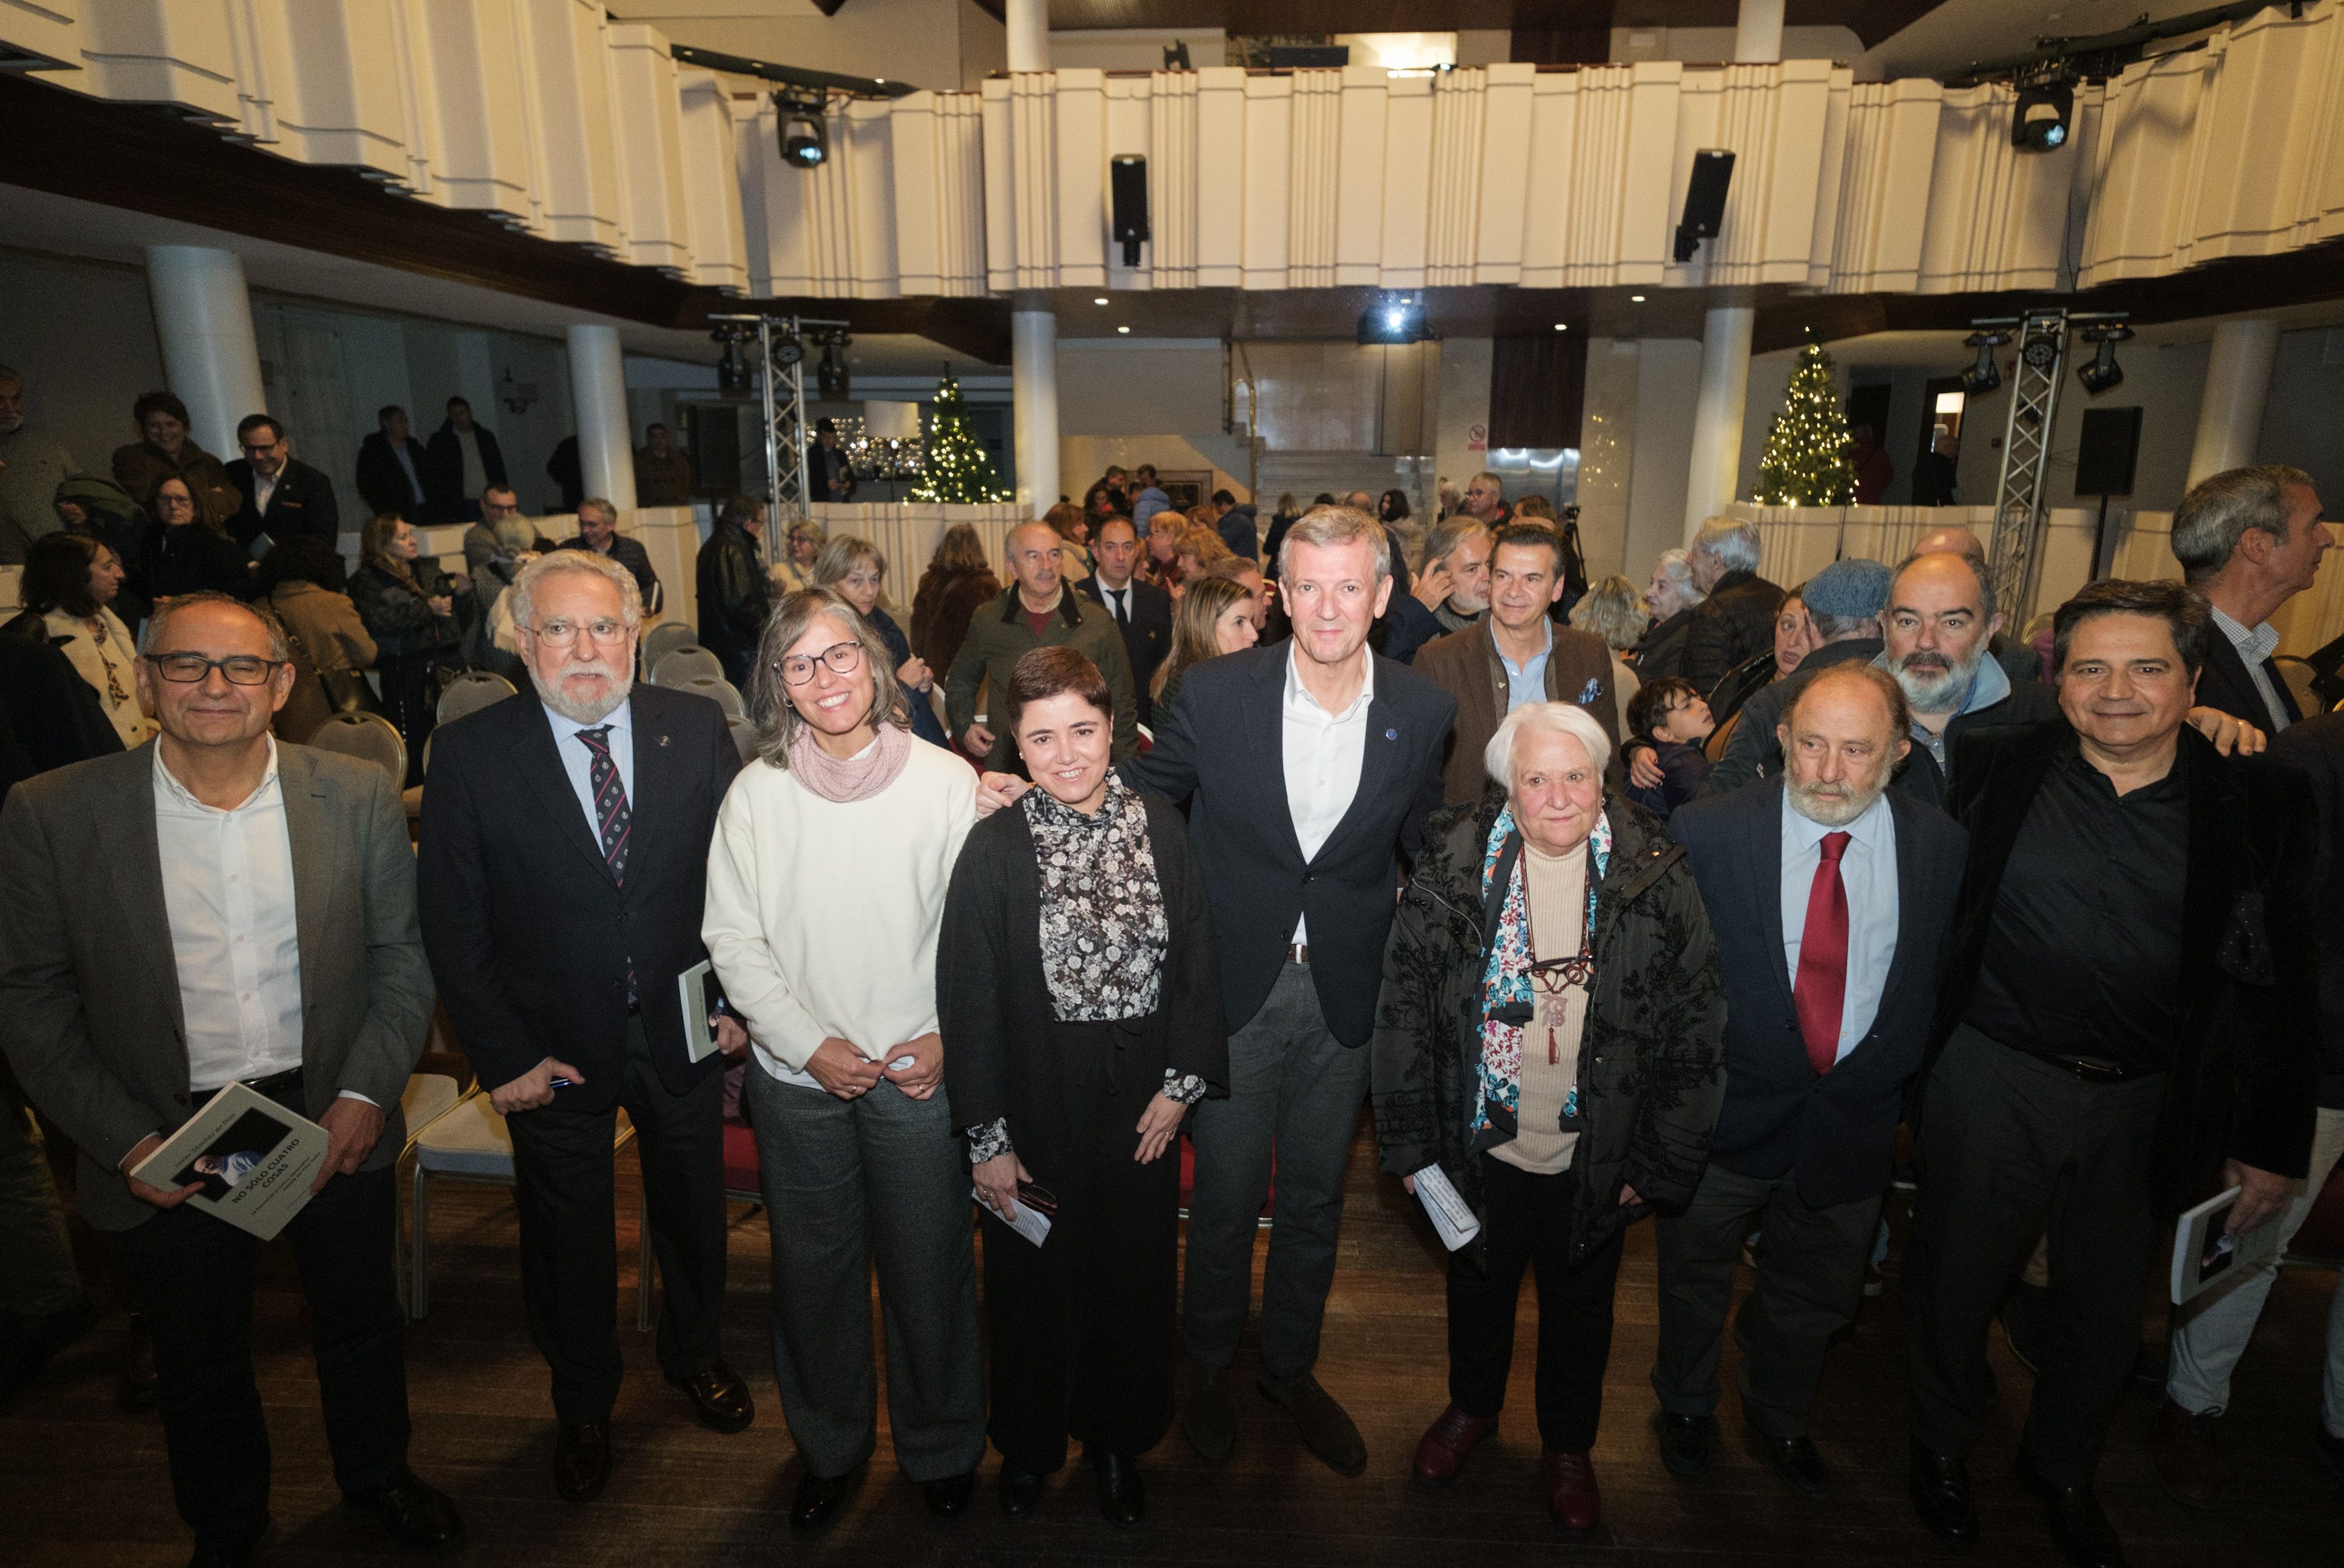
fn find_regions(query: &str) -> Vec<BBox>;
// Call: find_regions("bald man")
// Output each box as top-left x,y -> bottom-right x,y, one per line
944,522 -> 1138,772
1911,527 -> 2050,690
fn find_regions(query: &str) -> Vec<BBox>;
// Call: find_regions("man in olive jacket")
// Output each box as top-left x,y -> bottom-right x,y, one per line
945,521 -> 1136,771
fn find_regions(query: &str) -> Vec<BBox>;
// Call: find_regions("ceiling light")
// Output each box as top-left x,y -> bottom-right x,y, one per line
1554,323 -> 1568,331
1630,294 -> 1646,303
2076,323 -> 2132,395
2012,74 -> 2074,153
1960,329 -> 2008,396
774,83 -> 827,169
1356,291 -> 1431,345
1094,296 -> 1109,305
1118,325 -> 1130,334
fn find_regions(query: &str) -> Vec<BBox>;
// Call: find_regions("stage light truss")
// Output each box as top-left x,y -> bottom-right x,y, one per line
710,312 -> 847,566
1984,310 -> 2068,621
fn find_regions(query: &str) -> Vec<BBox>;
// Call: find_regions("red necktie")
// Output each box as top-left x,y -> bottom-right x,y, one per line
1792,830 -> 1852,1077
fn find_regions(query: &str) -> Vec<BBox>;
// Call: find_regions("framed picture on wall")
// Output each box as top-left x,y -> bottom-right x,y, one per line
1157,471 -> 1214,514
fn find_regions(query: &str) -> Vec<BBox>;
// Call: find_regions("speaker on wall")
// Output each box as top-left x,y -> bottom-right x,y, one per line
2074,406 -> 2144,496
1674,149 -> 1736,262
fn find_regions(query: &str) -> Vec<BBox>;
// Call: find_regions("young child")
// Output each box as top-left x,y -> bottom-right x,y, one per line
1624,677 -> 1716,819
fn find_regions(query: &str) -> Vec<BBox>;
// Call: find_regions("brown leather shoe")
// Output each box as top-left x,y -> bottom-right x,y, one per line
1542,1448 -> 1601,1536
2152,1398 -> 2221,1509
1412,1404 -> 1497,1485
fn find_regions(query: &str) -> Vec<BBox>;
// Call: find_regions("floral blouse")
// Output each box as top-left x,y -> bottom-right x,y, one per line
964,774 -> 1203,1163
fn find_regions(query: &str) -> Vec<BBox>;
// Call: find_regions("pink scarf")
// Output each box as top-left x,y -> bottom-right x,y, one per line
789,721 -> 912,803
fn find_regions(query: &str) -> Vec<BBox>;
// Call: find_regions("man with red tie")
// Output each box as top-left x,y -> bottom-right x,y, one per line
1652,665 -> 1968,1497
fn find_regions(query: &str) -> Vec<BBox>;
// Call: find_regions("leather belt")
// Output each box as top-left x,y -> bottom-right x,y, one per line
192,1066 -> 304,1109
2035,1052 -> 2154,1085
1285,943 -> 1311,967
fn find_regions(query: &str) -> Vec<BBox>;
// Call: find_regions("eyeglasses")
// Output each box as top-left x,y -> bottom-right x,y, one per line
527,619 -> 630,647
776,640 -> 863,686
145,653 -> 284,686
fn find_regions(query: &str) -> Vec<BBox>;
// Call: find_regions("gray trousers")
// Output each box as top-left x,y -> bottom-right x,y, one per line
1182,961 -> 1370,1380
0,1070 -> 81,1320
745,1067 -> 986,1483
1903,1024 -> 2165,1488
1652,1160 -> 1881,1439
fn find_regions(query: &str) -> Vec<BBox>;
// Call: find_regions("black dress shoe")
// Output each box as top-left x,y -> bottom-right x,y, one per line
922,1470 -> 976,1522
1656,1412 -> 1711,1477
666,1360 -> 754,1433
121,1312 -> 157,1413
186,1516 -> 273,1568
1749,1427 -> 1830,1500
2015,1448 -> 2127,1568
348,1469 -> 465,1552
0,1293 -> 96,1405
1256,1368 -> 1368,1476
1181,1358 -> 1236,1461
1092,1451 -> 1145,1530
1909,1438 -> 1978,1547
791,1468 -> 857,1535
998,1463 -> 1046,1520
555,1421 -> 611,1504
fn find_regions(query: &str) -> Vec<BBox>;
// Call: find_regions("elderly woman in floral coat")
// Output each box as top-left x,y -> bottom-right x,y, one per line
1372,700 -> 1726,1537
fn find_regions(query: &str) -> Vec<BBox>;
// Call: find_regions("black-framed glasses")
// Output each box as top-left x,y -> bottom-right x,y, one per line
776,640 -> 863,686
145,653 -> 284,686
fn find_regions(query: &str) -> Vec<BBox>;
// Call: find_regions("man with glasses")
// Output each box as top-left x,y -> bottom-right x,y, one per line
462,483 -> 532,578
0,591 -> 462,1566
225,413 -> 340,558
416,550 -> 753,1506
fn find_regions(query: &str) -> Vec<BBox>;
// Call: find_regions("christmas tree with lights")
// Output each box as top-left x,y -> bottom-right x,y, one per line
911,372 -> 1009,503
1755,339 -> 1856,507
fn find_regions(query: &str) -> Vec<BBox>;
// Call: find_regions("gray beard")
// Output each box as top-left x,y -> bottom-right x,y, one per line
1891,647 -> 1982,717
531,661 -> 634,725
1786,774 -> 1887,829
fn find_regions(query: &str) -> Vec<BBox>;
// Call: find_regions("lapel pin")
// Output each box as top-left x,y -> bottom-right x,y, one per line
1385,727 -> 1398,740
658,734 -> 670,747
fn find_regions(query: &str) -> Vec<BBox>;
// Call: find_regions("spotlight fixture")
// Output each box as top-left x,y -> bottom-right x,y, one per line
775,82 -> 828,169
2010,73 -> 2073,152
1960,329 -> 2009,396
1358,292 -> 1431,345
2076,322 -> 2132,395
711,323 -> 753,396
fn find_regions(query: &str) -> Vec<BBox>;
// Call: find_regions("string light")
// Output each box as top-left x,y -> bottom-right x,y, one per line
910,372 -> 1012,503
1755,337 -> 1856,507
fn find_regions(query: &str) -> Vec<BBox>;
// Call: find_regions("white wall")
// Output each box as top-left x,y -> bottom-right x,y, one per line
1432,337 -> 1493,505
2257,326 -> 2344,509
1622,337 -> 1703,580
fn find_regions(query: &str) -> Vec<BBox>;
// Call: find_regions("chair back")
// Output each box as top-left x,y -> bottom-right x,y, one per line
642,621 -> 699,670
1704,708 -> 1741,764
727,714 -> 761,764
684,676 -> 745,718
436,669 -> 516,726
652,645 -> 725,688
307,711 -> 409,789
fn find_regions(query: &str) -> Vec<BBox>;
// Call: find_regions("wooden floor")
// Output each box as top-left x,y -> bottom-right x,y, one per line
7,1116 -> 2341,1567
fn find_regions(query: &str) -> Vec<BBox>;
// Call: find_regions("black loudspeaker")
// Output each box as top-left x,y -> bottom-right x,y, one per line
2074,406 -> 2144,495
1110,156 -> 1149,266
1674,149 -> 1736,262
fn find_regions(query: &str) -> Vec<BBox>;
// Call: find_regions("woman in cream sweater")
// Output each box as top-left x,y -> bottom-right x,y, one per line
701,587 -> 985,1535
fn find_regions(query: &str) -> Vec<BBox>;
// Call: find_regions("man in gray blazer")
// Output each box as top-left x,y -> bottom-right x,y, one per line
0,591 -> 461,1568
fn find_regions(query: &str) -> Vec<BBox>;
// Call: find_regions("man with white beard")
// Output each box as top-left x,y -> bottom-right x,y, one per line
1877,552 -> 2063,807
417,550 -> 755,1504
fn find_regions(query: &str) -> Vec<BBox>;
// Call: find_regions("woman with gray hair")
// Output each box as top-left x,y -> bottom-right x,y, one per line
700,586 -> 986,1533
1371,700 -> 1726,1535
1629,548 -> 1704,682
1568,574 -> 1650,712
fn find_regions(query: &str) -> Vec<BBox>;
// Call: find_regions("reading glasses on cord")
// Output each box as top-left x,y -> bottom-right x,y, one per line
777,641 -> 863,686
145,653 -> 285,685
528,619 -> 630,647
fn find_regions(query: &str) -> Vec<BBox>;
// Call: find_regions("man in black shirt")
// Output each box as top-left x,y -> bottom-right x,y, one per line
1901,579 -> 2318,1568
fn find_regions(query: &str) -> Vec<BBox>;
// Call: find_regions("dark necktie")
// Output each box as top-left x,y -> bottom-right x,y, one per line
1791,830 -> 1852,1077
1110,587 -> 1128,628
576,726 -> 636,1005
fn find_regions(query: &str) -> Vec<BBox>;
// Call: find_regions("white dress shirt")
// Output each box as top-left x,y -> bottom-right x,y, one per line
1778,787 -> 1899,1064
544,697 -> 636,838
154,738 -> 307,1093
1098,580 -> 1132,626
252,464 -> 281,516
2209,604 -> 2291,731
1282,645 -> 1374,943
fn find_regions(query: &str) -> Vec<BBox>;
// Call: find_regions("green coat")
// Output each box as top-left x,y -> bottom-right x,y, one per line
944,584 -> 1139,772
1371,787 -> 1727,1265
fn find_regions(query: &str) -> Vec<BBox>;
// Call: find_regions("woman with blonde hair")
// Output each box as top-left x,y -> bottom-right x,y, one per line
1171,525 -> 1233,595
1043,501 -> 1093,580
1150,573 -> 1256,716
811,534 -> 948,747
774,517 -> 828,595
911,523 -> 1001,678
1567,574 -> 1650,712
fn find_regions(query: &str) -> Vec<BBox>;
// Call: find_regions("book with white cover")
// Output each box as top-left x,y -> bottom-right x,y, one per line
2171,1184 -> 2283,1306
129,1082 -> 331,1241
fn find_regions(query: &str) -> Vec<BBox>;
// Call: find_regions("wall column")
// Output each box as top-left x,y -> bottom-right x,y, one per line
567,324 -> 638,509
142,246 -> 266,461
1006,0 -> 1047,72
1684,303 -> 1755,542
2185,317 -> 2281,489
1011,299 -> 1059,514
1735,0 -> 1785,62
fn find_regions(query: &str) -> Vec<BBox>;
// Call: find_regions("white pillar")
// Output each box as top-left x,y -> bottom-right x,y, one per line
1684,304 -> 1755,543
1006,0 -> 1047,72
1011,301 -> 1059,515
567,324 -> 638,509
2185,318 -> 2282,489
142,246 -> 266,461
1735,0 -> 1785,62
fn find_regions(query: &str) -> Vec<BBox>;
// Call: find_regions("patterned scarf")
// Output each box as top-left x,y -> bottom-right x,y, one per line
1472,804 -> 1610,1144
1022,774 -> 1169,1022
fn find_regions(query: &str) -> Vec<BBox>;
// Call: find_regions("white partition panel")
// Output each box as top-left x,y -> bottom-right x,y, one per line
607,23 -> 691,274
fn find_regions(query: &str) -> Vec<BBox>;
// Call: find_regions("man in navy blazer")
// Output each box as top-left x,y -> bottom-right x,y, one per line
416,549 -> 752,1506
1093,505 -> 1454,1474
1074,515 -> 1173,725
1654,665 -> 1967,1498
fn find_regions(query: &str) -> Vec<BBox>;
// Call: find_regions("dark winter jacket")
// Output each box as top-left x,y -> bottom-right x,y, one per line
1372,788 -> 1727,1265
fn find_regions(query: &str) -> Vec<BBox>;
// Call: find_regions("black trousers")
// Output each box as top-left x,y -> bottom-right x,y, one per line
1651,1160 -> 1881,1438
981,1025 -> 1181,1474
1447,1155 -> 1625,1454
109,1085 -> 410,1554
1904,1024 -> 2165,1488
506,1015 -> 726,1424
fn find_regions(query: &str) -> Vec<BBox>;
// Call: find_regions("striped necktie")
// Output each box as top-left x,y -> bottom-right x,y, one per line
576,725 -> 636,1006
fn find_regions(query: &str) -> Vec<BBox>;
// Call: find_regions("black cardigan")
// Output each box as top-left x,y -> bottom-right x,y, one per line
936,792 -> 1228,1183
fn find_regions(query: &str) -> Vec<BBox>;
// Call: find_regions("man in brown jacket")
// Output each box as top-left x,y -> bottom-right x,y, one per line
944,522 -> 1138,771
1414,522 -> 1621,805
